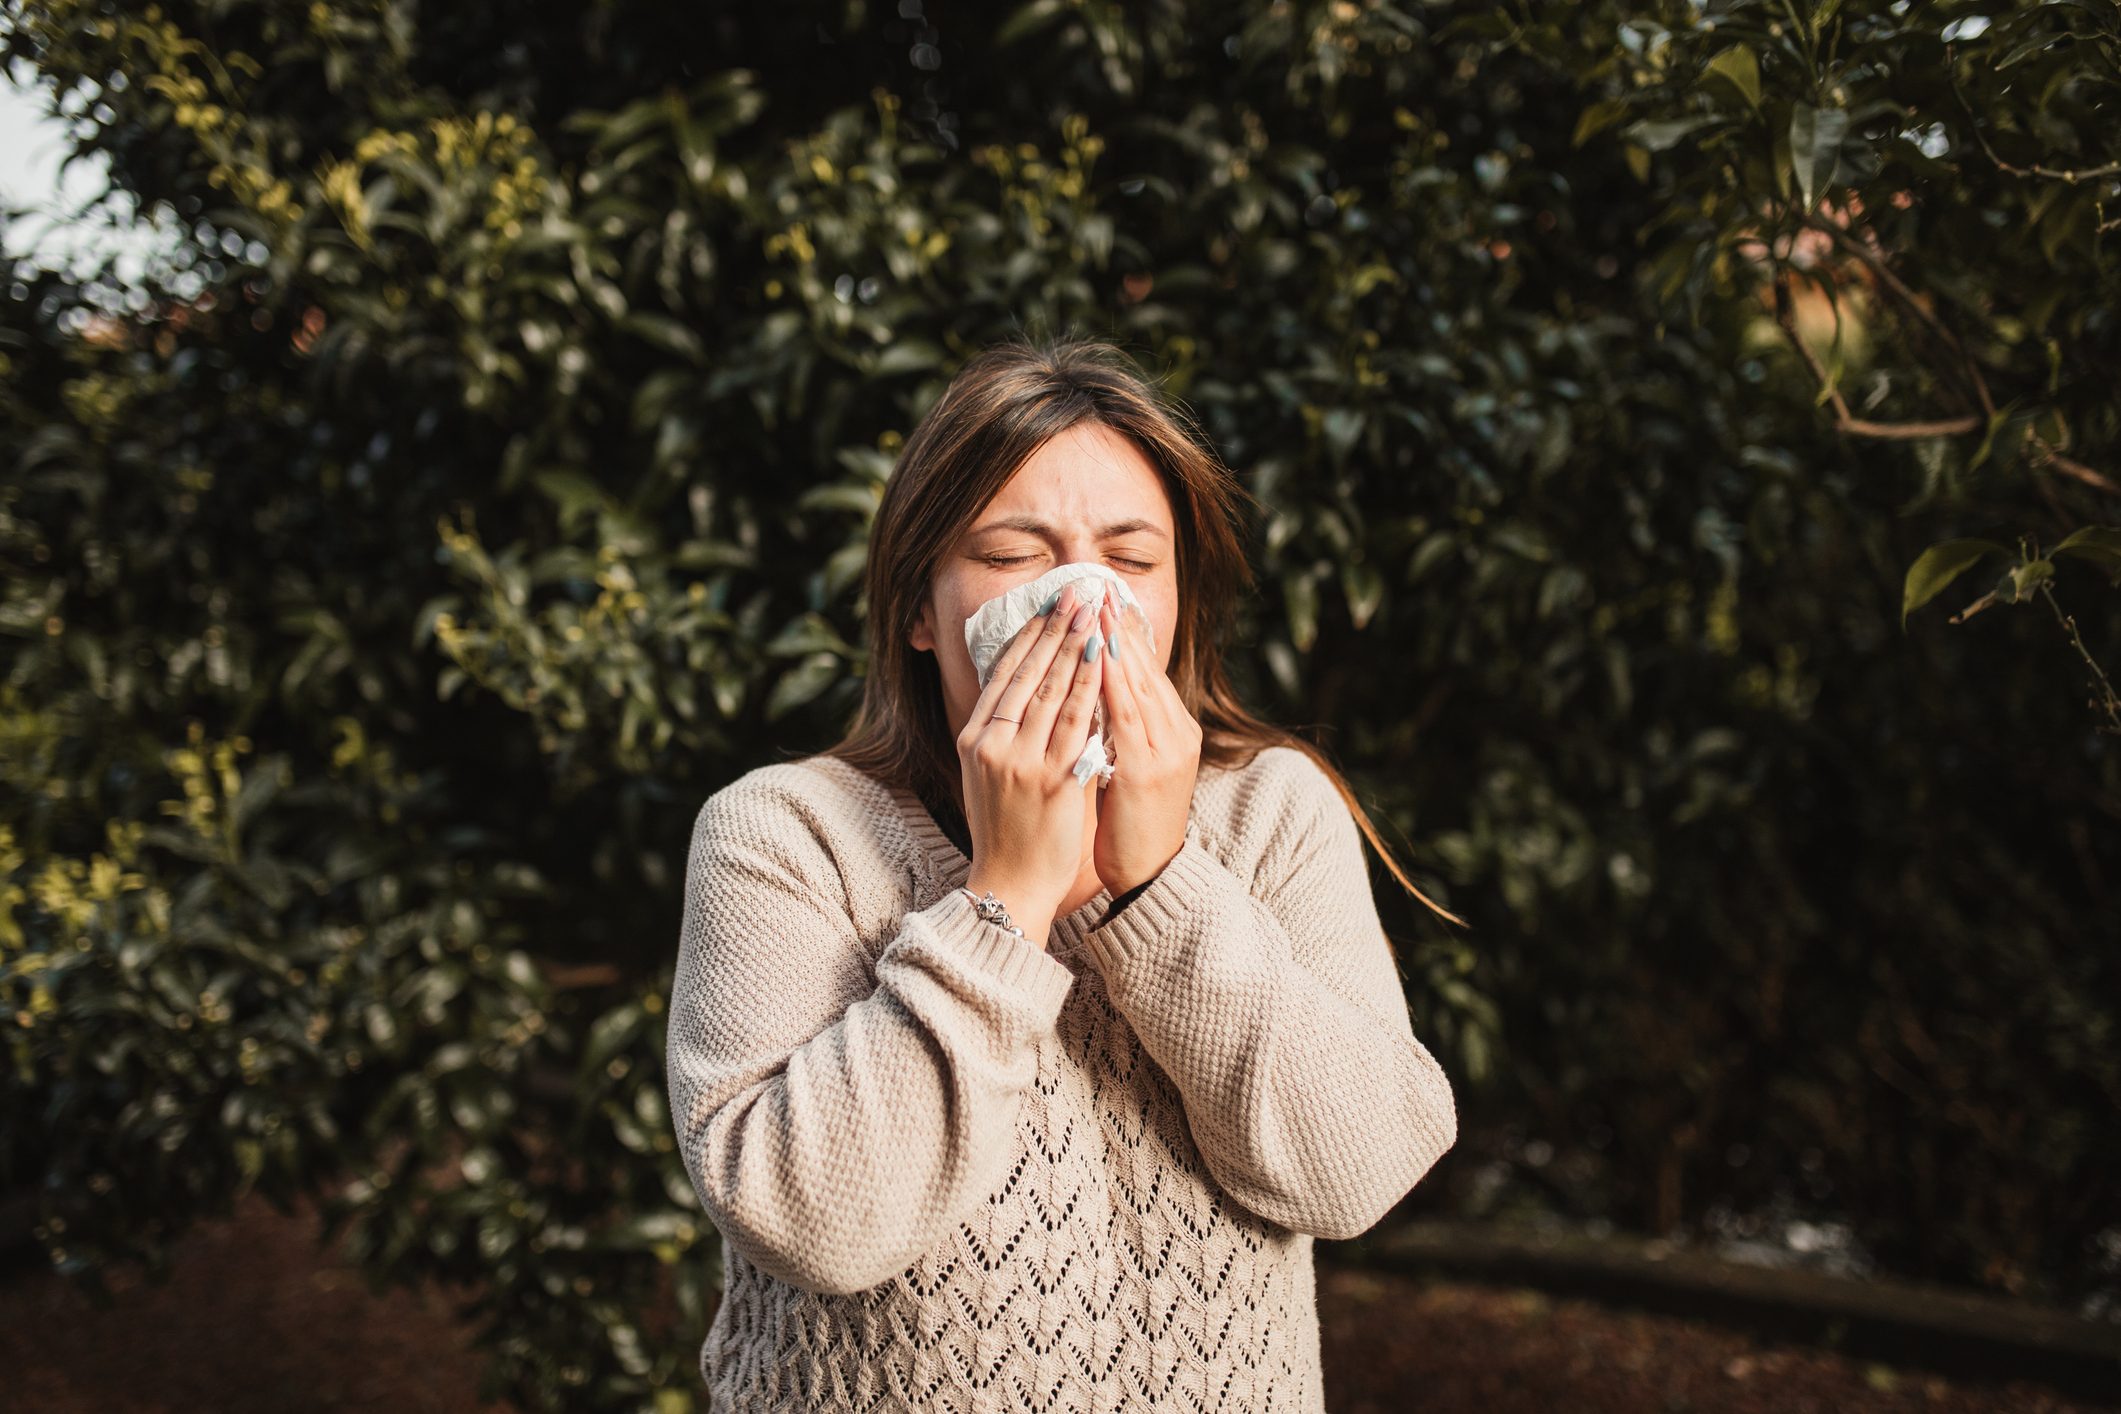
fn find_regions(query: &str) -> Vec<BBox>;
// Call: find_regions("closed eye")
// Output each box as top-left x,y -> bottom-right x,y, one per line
987,554 -> 1154,571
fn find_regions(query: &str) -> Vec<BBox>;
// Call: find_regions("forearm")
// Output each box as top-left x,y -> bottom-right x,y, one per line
669,888 -> 1075,1294
1080,835 -> 1457,1239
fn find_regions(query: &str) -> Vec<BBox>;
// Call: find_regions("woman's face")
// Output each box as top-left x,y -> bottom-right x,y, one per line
911,421 -> 1179,740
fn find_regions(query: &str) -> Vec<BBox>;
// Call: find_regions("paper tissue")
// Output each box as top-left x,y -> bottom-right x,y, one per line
962,562 -> 1157,788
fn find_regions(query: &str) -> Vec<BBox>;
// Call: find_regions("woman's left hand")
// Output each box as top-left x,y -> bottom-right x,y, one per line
1091,597 -> 1203,897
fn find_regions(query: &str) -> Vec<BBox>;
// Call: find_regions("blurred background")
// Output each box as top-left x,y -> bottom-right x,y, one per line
2,1 -> 2116,1410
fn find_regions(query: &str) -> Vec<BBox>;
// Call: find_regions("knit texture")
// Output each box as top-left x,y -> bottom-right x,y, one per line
666,746 -> 1458,1411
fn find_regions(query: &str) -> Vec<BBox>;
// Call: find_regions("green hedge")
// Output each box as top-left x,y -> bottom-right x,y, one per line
4,1 -> 2116,1407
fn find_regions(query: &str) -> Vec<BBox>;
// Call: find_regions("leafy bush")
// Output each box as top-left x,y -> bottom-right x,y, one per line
4,1 -> 2115,1408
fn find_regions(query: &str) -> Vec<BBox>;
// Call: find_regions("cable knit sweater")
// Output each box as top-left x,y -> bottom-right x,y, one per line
665,745 -> 1458,1411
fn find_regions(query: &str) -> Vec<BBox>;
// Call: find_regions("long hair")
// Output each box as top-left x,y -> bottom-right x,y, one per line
822,332 -> 1465,931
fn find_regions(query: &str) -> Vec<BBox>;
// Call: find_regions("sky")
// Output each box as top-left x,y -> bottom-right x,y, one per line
2,57 -> 180,286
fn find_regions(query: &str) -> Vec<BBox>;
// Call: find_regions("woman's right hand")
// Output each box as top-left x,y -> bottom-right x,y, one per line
957,581 -> 1107,946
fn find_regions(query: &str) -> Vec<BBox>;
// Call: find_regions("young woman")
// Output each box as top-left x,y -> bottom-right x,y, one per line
666,335 -> 1461,1410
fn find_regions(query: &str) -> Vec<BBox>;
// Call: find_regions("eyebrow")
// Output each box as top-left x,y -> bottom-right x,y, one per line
969,514 -> 1170,540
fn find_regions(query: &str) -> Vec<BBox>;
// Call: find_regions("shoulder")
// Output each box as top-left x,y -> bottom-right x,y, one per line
690,754 -> 902,880
686,754 -> 916,933
1195,743 -> 1361,882
694,753 -> 876,832
1206,743 -> 1347,824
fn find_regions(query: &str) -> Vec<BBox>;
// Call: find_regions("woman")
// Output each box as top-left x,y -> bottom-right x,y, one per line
666,335 -> 1461,1411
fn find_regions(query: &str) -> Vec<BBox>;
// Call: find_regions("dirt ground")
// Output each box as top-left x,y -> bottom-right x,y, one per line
0,1190 -> 2107,1413
1316,1267 -> 2113,1414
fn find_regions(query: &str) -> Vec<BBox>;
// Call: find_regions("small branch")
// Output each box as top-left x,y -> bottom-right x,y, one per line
1772,261 -> 2121,496
1826,223 -> 2121,493
1803,214 -> 1997,420
1833,413 -> 1983,439
1771,271 -> 1981,439
1771,267 -> 1857,422
1947,67 -> 2121,185
2029,436 -> 2121,495
2037,579 -> 2121,737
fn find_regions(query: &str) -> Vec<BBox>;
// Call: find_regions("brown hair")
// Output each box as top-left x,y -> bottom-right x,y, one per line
822,331 -> 1466,931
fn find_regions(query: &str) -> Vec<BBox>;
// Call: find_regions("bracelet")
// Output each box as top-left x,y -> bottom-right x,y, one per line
960,886 -> 1027,942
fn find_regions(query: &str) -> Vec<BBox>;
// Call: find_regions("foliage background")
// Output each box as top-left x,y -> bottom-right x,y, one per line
4,0 -> 2116,1407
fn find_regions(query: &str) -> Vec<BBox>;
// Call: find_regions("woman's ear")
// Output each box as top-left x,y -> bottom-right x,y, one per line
908,598 -> 935,654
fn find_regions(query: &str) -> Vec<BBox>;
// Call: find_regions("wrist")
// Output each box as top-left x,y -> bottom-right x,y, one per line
960,875 -> 1056,945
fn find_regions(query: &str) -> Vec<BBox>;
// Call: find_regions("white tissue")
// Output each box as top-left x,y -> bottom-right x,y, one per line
962,562 -> 1157,787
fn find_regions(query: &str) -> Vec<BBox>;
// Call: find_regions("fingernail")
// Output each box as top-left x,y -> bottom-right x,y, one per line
1040,589 -> 1063,615
1083,632 -> 1103,663
1108,622 -> 1121,662
1070,600 -> 1094,631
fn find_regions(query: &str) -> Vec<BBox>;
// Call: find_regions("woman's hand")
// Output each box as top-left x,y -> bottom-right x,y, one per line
958,582 -> 1108,945
1091,596 -> 1203,897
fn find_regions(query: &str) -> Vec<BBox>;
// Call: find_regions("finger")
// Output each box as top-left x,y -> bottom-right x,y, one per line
1098,598 -> 1146,756
1117,599 -> 1176,745
1047,602 -> 1106,775
1017,588 -> 1101,753
1131,600 -> 1185,734
992,581 -> 1083,734
967,592 -> 1062,732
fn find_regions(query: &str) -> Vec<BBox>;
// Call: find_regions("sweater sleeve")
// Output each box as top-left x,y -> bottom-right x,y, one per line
664,780 -> 1077,1297
1076,755 -> 1458,1240
1099,876 -> 1153,923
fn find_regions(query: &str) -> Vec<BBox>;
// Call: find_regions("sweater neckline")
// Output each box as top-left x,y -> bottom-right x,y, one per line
882,778 -> 1115,943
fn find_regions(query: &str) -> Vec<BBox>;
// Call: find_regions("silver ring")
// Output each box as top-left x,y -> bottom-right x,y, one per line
993,714 -> 1020,723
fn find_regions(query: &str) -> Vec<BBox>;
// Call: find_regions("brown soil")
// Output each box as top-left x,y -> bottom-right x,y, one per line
0,1191 -> 2105,1412
1317,1266 -> 2115,1414
0,1190 -> 510,1414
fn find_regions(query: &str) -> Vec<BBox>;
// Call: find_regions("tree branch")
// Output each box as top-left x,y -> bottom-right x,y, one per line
1770,270 -> 1981,439
1772,250 -> 2120,495
2029,438 -> 2120,495
1946,66 -> 2121,185
2036,579 -> 2121,737
1801,212 -> 1997,420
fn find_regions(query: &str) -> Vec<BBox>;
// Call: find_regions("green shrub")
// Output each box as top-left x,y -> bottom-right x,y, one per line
4,2 -> 2115,1407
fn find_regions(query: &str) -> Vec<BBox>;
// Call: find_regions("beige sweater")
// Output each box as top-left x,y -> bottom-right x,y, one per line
665,746 -> 1458,1411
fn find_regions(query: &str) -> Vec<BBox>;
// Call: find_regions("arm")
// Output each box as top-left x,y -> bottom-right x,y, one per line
664,780 -> 1077,1296
1078,755 -> 1457,1240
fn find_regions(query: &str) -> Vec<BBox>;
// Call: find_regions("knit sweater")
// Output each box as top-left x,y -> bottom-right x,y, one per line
665,745 -> 1458,1411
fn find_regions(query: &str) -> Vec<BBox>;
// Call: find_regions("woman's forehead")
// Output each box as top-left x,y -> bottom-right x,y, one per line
979,430 -> 1172,530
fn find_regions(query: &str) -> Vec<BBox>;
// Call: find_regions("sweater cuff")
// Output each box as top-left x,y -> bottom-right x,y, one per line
1078,834 -> 1225,977
1101,877 -> 1153,921
922,887 -> 1079,1021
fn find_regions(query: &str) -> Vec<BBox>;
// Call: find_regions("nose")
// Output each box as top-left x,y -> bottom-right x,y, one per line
1044,550 -> 1114,615
1050,534 -> 1100,569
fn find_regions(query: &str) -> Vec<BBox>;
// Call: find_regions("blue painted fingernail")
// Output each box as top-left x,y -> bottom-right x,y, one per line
1084,632 -> 1103,663
1040,590 -> 1062,615
1108,627 -> 1120,662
